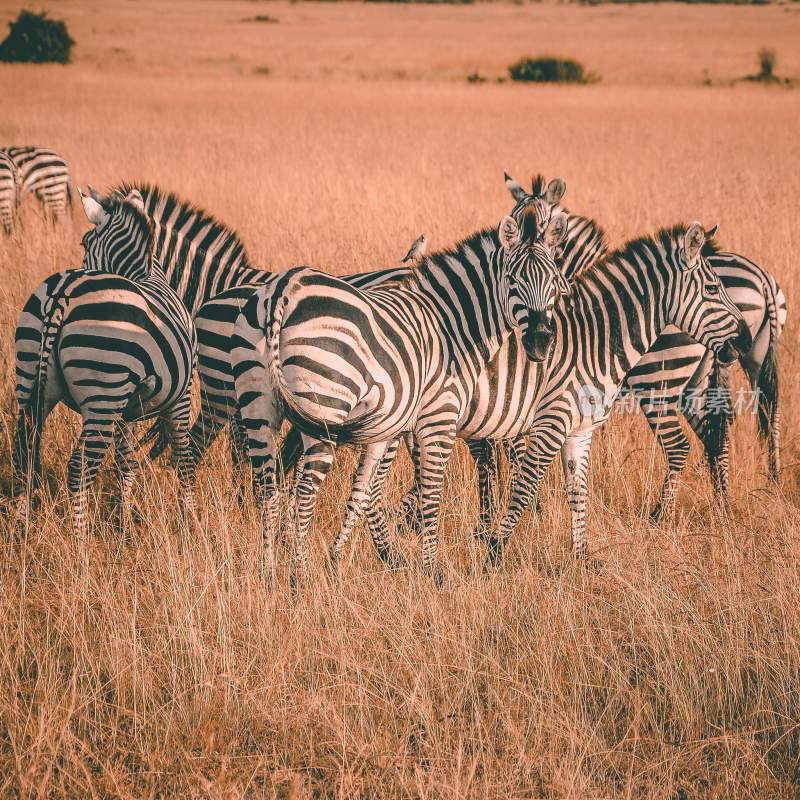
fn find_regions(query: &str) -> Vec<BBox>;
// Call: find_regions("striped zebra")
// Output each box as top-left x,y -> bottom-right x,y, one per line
13,183 -> 265,449
505,175 -> 786,521
232,200 -> 570,585
181,262 -> 415,493
12,189 -> 197,539
396,175 -> 785,536
0,151 -> 17,234
474,223 -> 752,567
1,146 -> 71,220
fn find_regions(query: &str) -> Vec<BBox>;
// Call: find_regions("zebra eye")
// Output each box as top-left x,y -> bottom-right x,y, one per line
706,283 -> 719,296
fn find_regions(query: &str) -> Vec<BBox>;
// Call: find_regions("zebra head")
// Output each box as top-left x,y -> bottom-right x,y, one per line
498,201 -> 569,362
667,223 -> 752,365
79,185 -> 154,280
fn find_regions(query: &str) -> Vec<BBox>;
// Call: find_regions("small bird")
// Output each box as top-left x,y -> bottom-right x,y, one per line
402,233 -> 427,264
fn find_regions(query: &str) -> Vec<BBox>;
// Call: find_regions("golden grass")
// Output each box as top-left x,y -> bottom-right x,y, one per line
1,2 -> 800,797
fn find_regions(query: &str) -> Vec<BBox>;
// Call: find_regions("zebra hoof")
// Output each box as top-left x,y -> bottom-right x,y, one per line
648,504 -> 664,524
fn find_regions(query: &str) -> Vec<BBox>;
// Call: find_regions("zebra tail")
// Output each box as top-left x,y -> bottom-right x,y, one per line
32,290 -> 68,433
703,360 -> 733,471
267,291 -> 308,425
757,341 -> 779,442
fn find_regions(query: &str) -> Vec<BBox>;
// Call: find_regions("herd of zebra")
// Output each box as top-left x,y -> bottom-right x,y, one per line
7,146 -> 786,587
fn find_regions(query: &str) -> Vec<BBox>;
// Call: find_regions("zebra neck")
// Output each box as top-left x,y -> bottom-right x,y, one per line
413,237 -> 512,376
559,214 -> 609,281
569,253 -> 668,382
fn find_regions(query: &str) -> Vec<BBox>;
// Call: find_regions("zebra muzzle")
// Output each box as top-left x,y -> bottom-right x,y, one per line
521,314 -> 555,362
717,319 -> 752,366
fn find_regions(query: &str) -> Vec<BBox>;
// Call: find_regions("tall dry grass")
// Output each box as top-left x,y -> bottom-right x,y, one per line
1,3 -> 800,797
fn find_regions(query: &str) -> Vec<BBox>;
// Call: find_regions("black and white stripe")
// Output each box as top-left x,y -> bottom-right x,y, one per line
12,189 -> 197,539
232,200 -> 569,585
2,146 -> 71,220
0,150 -> 17,234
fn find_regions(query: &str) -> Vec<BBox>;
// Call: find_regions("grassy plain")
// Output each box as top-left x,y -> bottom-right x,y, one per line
0,1 -> 799,797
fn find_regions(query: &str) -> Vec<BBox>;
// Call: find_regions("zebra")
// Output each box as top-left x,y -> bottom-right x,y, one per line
12,189 -> 197,539
12,182 -> 265,449
396,174 -> 785,536
471,222 -> 753,568
0,151 -> 17,234
178,262 -> 416,494
232,201 -> 570,586
1,146 -> 71,220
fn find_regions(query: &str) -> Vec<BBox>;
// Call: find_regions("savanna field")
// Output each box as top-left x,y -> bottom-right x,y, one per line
1,1 -> 800,796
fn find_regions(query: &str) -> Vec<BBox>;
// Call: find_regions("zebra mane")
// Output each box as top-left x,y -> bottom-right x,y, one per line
113,182 -> 252,269
407,225 -> 500,288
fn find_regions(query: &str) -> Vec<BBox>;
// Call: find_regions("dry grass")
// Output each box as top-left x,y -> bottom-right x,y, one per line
1,2 -> 800,797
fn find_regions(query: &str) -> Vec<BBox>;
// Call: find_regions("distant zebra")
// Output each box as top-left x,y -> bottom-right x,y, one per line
232,201 -> 569,585
473,223 -> 752,567
12,189 -> 197,538
0,151 -> 17,234
2,146 -> 71,220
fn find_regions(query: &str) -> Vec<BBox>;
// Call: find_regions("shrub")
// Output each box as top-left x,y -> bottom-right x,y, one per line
758,47 -> 776,79
509,56 -> 597,84
0,10 -> 74,64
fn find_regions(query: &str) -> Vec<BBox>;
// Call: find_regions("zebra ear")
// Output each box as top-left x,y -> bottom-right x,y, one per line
683,222 -> 706,267
87,183 -> 113,211
498,215 -> 521,250
78,187 -> 109,227
504,172 -> 528,203
543,212 -> 568,250
124,189 -> 145,213
706,224 -> 719,239
545,178 -> 566,205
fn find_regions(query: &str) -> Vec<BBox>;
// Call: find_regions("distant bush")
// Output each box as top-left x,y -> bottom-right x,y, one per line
0,10 -> 74,64
242,14 -> 279,22
758,47 -> 776,79
509,57 -> 597,84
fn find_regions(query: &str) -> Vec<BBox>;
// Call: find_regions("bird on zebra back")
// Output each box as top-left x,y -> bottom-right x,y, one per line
232,200 -> 570,587
1,146 -> 71,221
11,187 -> 197,544
475,222 -> 753,569
0,151 -> 18,234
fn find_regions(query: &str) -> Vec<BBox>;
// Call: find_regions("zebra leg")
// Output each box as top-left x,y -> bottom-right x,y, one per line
386,432 -> 422,535
362,438 -> 407,568
229,412 -> 250,506
560,430 -> 594,558
467,439 -> 499,541
112,421 -> 139,538
10,409 -> 44,535
67,418 -> 118,544
640,400 -> 690,523
164,399 -> 199,530
485,428 -> 564,570
328,441 -> 390,571
290,438 -> 336,588
415,428 -> 457,586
